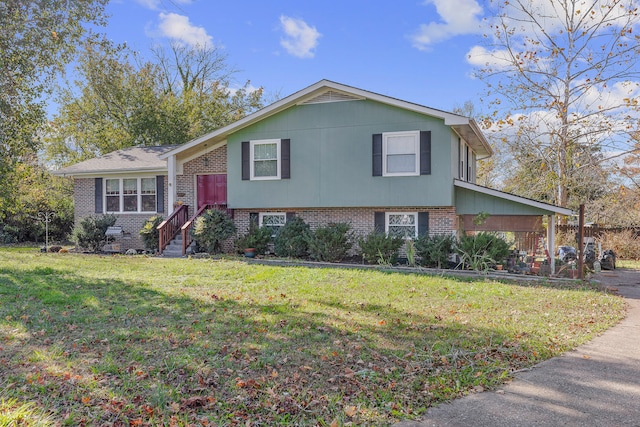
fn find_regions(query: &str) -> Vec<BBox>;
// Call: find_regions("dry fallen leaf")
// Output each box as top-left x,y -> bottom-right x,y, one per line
345,405 -> 357,417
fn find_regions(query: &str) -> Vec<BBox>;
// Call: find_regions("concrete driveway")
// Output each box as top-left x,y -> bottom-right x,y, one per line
396,268 -> 640,427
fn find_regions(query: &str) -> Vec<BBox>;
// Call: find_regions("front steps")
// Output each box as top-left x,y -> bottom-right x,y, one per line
162,233 -> 194,258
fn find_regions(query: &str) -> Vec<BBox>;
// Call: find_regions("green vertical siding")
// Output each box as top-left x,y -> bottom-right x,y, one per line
227,100 -> 457,208
455,187 -> 551,215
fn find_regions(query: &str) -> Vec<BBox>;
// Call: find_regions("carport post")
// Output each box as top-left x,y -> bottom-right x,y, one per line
547,214 -> 556,274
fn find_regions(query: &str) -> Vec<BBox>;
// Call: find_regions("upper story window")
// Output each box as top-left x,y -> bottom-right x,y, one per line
105,177 -> 156,213
251,139 -> 281,180
383,131 -> 420,176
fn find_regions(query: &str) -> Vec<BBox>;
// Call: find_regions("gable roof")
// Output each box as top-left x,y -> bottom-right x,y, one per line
160,80 -> 493,160
53,145 -> 177,177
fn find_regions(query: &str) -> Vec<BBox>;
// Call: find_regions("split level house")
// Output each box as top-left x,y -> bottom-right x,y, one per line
54,80 -> 572,271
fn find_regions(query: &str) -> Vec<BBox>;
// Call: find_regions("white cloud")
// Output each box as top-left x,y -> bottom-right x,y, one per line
158,12 -> 212,48
466,45 -> 513,69
279,16 -> 321,59
411,0 -> 484,50
135,0 -> 192,11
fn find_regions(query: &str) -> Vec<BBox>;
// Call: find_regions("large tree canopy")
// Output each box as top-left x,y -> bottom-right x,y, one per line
475,0 -> 640,210
47,42 -> 265,166
0,0 -> 107,215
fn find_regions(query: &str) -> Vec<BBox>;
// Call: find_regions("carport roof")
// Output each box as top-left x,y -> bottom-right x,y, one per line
454,180 -> 574,217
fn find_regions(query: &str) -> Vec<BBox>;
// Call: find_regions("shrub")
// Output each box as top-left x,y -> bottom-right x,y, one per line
306,222 -> 354,262
274,217 -> 311,258
455,232 -> 511,272
192,209 -> 236,254
235,224 -> 273,255
415,233 -> 455,268
597,230 -> 640,260
0,223 -> 19,244
139,215 -> 164,252
72,214 -> 118,253
357,231 -> 403,265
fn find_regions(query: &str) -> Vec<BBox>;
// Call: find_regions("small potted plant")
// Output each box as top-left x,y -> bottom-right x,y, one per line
244,247 -> 256,258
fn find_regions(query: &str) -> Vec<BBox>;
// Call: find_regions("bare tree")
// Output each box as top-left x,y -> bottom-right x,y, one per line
474,0 -> 640,209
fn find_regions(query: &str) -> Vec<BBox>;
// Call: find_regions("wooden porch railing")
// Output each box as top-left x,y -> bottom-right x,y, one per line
181,204 -> 231,256
157,204 -> 189,255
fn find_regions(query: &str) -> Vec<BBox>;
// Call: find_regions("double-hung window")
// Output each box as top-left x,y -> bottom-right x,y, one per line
383,131 -> 419,176
259,212 -> 286,237
104,177 -> 157,213
251,139 -> 281,180
386,212 -> 418,239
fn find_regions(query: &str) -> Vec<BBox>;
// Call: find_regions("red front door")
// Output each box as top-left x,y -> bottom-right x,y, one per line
197,174 -> 227,210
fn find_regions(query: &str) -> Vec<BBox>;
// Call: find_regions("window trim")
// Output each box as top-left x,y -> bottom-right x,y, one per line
259,212 -> 287,237
250,139 -> 281,180
103,177 -> 157,214
385,212 -> 418,239
382,130 -> 420,177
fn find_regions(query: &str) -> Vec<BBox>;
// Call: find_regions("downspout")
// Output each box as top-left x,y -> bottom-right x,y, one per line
168,154 -> 177,211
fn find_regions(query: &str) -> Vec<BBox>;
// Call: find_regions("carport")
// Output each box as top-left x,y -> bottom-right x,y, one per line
454,180 -> 574,274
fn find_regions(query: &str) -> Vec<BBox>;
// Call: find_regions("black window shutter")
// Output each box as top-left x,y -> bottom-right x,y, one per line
242,141 -> 250,180
374,211 -> 385,233
249,212 -> 259,227
95,178 -> 103,213
420,131 -> 431,175
286,212 -> 296,222
156,176 -> 165,213
418,212 -> 429,237
372,134 -> 383,176
281,139 -> 290,179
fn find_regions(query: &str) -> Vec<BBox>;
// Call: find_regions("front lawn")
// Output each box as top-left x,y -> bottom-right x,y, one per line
0,248 -> 626,426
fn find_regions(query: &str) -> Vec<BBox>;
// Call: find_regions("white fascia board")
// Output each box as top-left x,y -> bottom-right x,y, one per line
160,80 -> 479,159
454,179 -> 574,216
53,168 -> 168,178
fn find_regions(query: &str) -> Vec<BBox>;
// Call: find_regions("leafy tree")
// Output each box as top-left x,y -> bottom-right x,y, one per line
0,156 -> 74,242
476,0 -> 640,208
0,0 -> 107,199
47,41 -> 265,166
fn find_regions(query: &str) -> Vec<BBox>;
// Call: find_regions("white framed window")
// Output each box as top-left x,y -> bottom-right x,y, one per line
104,177 -> 156,213
383,131 -> 419,176
386,212 -> 418,239
250,139 -> 281,180
259,212 -> 286,237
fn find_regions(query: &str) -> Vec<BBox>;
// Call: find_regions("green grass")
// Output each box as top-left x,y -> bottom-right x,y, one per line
0,247 -> 627,426
616,259 -> 640,269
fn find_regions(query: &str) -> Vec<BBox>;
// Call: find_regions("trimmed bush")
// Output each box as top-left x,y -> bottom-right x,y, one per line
415,233 -> 455,268
274,217 -> 311,258
357,231 -> 403,265
192,209 -> 236,254
306,222 -> 354,262
139,215 -> 164,252
455,232 -> 510,271
235,225 -> 273,255
72,214 -> 117,253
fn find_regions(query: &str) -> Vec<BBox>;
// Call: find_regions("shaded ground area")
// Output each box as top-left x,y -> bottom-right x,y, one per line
396,268 -> 640,427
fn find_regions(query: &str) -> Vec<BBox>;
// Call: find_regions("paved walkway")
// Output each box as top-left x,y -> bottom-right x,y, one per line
396,269 -> 640,427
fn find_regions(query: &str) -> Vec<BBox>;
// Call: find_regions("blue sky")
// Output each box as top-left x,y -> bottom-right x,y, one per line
102,0 -> 490,113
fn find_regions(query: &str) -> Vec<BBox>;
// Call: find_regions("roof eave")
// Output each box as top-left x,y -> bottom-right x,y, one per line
161,80 -> 488,159
52,167 -> 168,178
454,179 -> 574,216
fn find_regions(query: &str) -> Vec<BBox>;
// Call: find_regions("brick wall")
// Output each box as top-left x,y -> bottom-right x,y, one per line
175,145 -> 227,209
73,176 -> 168,252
